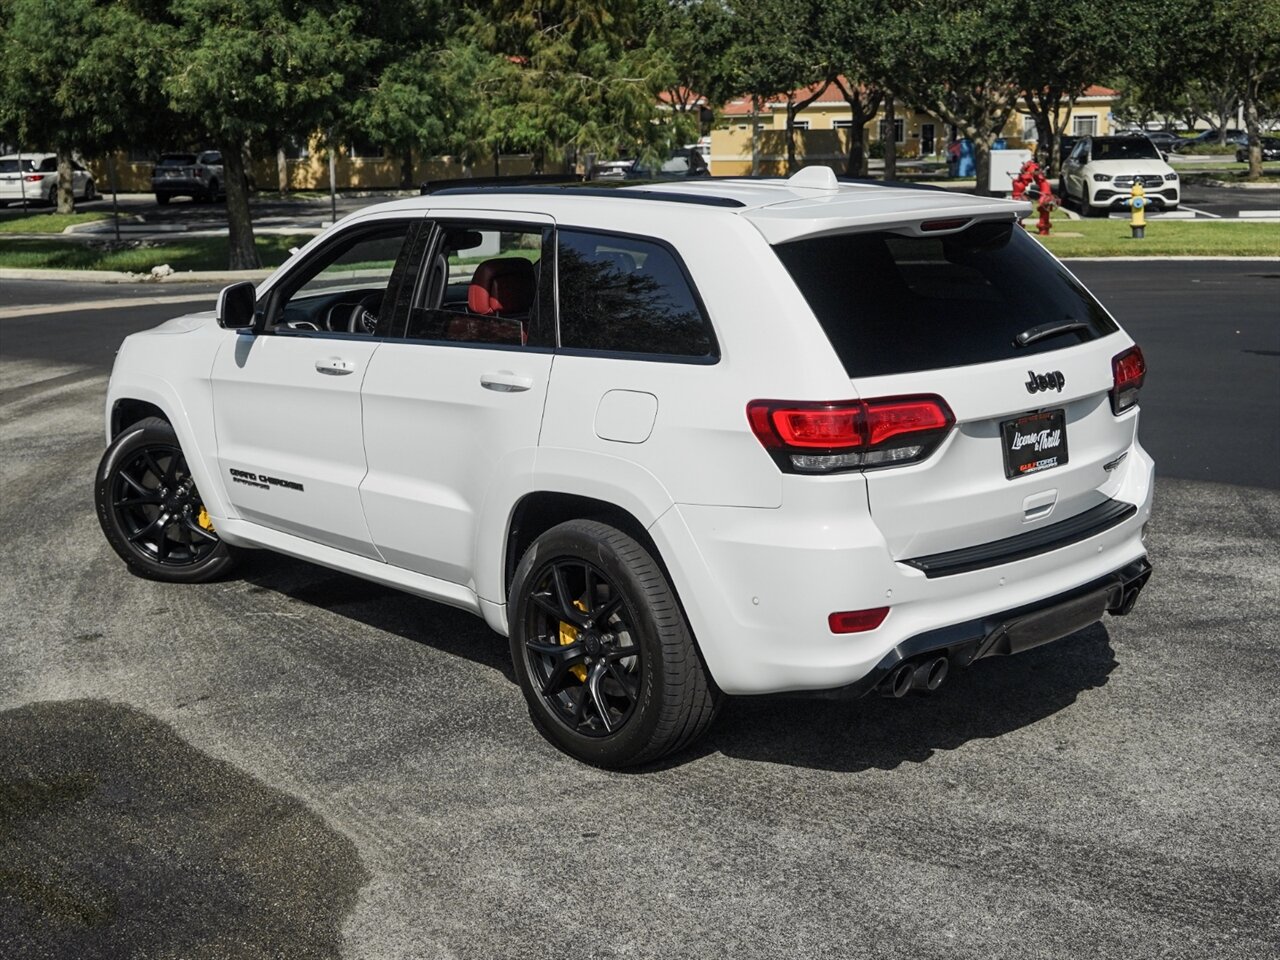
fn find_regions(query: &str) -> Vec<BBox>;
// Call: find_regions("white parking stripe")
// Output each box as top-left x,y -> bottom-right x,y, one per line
1238,210 -> 1280,219
1180,205 -> 1221,219
0,293 -> 215,321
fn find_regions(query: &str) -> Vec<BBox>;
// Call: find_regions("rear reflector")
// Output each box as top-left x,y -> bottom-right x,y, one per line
747,396 -> 954,474
829,607 -> 890,633
1111,345 -> 1146,414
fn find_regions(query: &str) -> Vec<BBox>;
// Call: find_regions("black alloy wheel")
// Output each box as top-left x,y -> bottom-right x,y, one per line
95,417 -> 236,582
509,519 -> 719,768
523,557 -> 643,738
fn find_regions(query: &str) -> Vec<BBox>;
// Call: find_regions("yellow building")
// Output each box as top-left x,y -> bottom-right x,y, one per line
709,81 -> 1119,176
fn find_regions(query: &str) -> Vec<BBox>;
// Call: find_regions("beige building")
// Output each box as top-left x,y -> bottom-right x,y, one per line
709,82 -> 1119,176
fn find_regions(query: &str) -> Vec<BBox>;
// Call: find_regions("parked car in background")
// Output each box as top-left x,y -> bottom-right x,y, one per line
1139,131 -> 1183,156
0,153 -> 96,206
1171,129 -> 1244,151
1236,137 -> 1280,163
590,145 -> 709,181
151,151 -> 226,204
1061,136 -> 1180,216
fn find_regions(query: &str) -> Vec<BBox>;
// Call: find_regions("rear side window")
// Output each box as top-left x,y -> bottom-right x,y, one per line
773,222 -> 1118,378
557,229 -> 715,359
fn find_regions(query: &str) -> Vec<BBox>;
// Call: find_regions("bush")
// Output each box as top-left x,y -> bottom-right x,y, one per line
1176,142 -> 1237,155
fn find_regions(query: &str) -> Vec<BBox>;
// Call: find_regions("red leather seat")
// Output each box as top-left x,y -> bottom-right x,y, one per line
468,257 -> 535,316
450,257 -> 535,344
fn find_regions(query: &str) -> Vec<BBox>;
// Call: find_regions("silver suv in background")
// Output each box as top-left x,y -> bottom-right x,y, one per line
151,151 -> 225,204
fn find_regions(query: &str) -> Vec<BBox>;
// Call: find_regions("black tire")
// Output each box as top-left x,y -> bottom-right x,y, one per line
156,193 -> 170,205
83,179 -> 97,202
94,417 -> 236,583
509,519 -> 719,768
204,178 -> 219,203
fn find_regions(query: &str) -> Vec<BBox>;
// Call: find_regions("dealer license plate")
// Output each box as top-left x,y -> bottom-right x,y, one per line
1001,409 -> 1068,479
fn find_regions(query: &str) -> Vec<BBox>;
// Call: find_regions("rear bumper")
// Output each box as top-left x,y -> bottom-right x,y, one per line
651,440 -> 1154,695
837,556 -> 1151,698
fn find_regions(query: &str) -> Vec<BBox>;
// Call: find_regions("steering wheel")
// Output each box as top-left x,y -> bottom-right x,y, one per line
347,292 -> 382,334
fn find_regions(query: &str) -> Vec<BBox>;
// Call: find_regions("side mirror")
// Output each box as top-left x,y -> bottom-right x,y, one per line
216,281 -> 257,330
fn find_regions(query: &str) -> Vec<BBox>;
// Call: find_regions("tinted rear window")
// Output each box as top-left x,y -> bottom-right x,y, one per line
158,154 -> 196,166
773,222 -> 1117,378
0,159 -> 34,173
1091,138 -> 1160,161
557,228 -> 715,359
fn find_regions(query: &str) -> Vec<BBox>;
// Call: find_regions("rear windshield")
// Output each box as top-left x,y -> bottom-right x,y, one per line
1091,138 -> 1160,161
157,154 -> 196,166
0,159 -> 34,173
773,221 -> 1118,378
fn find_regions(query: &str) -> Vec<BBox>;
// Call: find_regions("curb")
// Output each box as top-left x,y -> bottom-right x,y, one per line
0,267 -> 276,284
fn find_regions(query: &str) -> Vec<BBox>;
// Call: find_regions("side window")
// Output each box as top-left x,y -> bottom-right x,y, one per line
199,152 -> 222,165
404,222 -> 552,348
38,157 -> 57,172
557,229 -> 715,359
266,221 -> 415,335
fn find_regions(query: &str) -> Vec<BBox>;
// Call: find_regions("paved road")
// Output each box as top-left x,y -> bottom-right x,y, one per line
1,262 -> 1278,959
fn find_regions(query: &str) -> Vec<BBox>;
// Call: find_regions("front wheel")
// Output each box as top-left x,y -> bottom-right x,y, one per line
94,417 -> 236,583
509,520 -> 719,768
83,179 -> 97,202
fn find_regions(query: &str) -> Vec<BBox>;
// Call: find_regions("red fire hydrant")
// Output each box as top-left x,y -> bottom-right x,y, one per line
1011,159 -> 1056,236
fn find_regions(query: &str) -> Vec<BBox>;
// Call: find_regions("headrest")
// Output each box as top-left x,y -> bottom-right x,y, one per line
468,257 -> 535,316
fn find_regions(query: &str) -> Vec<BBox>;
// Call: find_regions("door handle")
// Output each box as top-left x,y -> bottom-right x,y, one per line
480,371 -> 534,393
315,357 -> 355,375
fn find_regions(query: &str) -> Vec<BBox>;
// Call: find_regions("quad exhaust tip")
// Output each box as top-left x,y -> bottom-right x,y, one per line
880,655 -> 949,697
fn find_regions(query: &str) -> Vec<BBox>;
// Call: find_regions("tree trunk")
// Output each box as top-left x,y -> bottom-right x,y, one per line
751,95 -> 762,177
785,97 -> 798,173
220,141 -> 260,270
276,146 -> 287,196
835,80 -> 881,178
973,134 -> 997,197
56,147 -> 75,214
400,149 -> 414,189
1243,84 -> 1263,181
883,94 -> 897,181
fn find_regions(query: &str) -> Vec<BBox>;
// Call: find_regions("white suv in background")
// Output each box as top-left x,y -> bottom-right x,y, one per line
95,169 -> 1154,767
1061,136 -> 1180,216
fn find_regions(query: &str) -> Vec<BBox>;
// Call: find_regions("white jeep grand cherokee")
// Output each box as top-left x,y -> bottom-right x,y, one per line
95,168 -> 1153,767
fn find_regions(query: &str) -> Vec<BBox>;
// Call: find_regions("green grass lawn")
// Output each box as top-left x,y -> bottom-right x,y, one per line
0,234 -> 311,272
0,211 -> 122,234
1033,218 -> 1280,257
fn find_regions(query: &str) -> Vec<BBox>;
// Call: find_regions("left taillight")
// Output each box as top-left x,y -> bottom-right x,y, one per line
747,396 -> 954,474
1111,345 -> 1146,415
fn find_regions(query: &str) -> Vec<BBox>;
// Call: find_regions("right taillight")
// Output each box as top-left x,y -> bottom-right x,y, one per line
747,396 -> 954,474
1111,345 -> 1146,415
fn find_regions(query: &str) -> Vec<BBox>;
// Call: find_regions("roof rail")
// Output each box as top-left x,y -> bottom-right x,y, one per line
422,181 -> 746,208
420,174 -> 583,195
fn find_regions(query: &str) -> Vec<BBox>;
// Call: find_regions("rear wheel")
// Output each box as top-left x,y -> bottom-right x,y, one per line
83,179 -> 97,202
155,193 -> 170,206
509,519 -> 719,768
204,178 -> 219,203
94,417 -> 236,583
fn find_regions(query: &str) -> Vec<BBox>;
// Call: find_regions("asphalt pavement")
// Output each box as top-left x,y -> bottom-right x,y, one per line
1,262 -> 1278,959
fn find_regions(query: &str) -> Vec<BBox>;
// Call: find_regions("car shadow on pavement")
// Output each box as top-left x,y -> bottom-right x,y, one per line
237,552 -> 516,683
0,699 -> 369,960
235,554 -> 1117,774
684,623 -> 1118,773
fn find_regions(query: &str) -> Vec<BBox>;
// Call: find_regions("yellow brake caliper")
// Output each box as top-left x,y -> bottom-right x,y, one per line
196,507 -> 215,532
560,599 -> 588,682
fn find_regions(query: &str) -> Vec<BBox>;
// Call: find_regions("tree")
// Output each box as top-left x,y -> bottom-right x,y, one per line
0,0 -> 166,212
881,0 -> 1023,195
1016,0 -> 1123,176
159,0 -> 375,268
1210,0 -> 1280,180
462,1 -> 681,173
341,0 -> 456,188
821,0 -> 887,177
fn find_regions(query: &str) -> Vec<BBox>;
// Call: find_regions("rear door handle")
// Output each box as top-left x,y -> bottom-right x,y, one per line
315,357 -> 355,375
480,371 -> 534,393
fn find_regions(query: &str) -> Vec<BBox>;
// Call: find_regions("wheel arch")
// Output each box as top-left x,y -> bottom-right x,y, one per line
501,490 -> 719,693
110,398 -> 168,439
